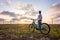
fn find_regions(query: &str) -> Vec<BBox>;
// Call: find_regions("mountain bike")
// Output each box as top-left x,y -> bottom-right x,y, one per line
28,19 -> 50,35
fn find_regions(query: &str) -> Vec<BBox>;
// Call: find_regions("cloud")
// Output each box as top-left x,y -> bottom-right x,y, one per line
0,11 -> 21,23
48,2 -> 60,24
0,0 -> 12,6
0,2 -> 38,24
6,0 -> 12,5
0,18 -> 5,21
17,4 -> 33,10
0,11 -> 19,17
54,12 -> 60,19
11,18 -> 20,22
48,2 -> 60,12
0,2 -> 3,6
25,10 -> 38,16
0,18 -> 5,24
16,3 -> 38,19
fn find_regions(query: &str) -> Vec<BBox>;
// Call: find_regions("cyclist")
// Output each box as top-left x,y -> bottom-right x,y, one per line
37,11 -> 42,29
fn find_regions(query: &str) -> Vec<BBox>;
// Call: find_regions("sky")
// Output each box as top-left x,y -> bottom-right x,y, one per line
0,0 -> 60,24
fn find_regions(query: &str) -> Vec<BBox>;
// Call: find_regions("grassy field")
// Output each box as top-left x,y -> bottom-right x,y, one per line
0,24 -> 60,40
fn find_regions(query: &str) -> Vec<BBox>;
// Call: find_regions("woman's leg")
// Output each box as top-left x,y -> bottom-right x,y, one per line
38,21 -> 42,29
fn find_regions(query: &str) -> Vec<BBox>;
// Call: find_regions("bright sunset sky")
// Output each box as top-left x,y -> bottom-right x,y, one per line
0,0 -> 60,24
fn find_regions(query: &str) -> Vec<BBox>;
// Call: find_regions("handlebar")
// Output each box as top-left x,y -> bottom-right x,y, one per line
30,18 -> 37,22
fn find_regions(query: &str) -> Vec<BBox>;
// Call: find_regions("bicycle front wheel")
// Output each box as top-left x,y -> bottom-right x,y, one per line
40,23 -> 50,35
28,24 -> 35,32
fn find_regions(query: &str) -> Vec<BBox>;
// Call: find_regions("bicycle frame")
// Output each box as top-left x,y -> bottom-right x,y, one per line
32,19 -> 42,30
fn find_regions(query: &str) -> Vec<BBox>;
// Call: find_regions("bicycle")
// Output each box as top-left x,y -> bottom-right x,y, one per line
28,19 -> 50,35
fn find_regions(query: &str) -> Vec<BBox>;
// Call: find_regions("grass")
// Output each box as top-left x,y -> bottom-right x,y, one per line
0,24 -> 60,40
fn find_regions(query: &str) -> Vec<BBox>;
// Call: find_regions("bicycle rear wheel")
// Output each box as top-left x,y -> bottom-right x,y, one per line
40,23 -> 50,35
